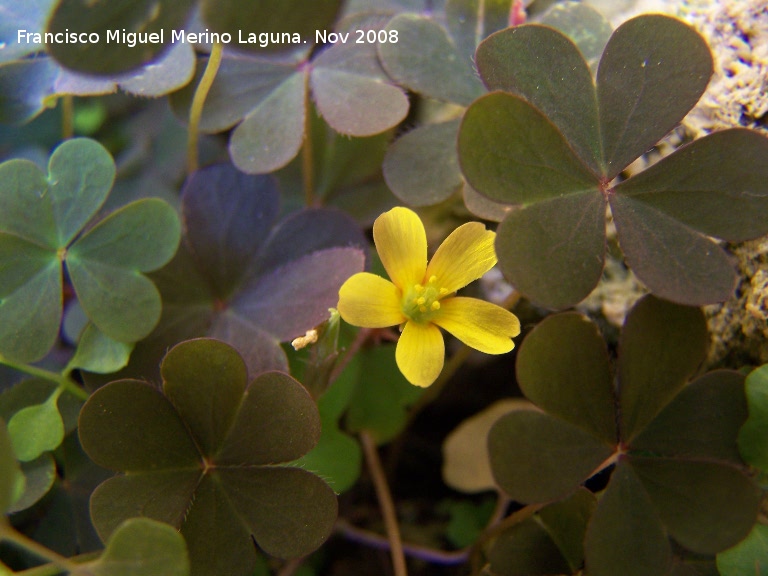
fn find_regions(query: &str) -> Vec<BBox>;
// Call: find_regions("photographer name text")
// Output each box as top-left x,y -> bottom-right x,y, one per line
16,28 -> 399,48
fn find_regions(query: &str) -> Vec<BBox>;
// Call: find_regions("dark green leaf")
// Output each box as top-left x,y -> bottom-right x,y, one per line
584,460 -> 671,576
488,488 -> 595,575
90,472 -> 202,543
476,26 -> 601,174
631,370 -> 747,464
215,467 -> 337,559
79,379 -> 201,472
459,92 -> 599,204
383,119 -> 464,206
537,488 -> 596,572
597,15 -> 713,178
161,339 -> 248,458
516,312 -> 617,443
488,410 -> 614,503
494,191 -> 606,309
614,129 -> 768,242
487,517 -> 573,576
617,295 -> 709,441
215,371 -> 321,465
201,0 -> 341,52
630,456 -> 760,554
610,193 -> 738,306
379,14 -> 484,106
81,340 -> 336,574
47,0 -> 195,75
75,517 -> 189,576
0,418 -> 24,514
739,364 -> 768,471
716,523 -> 768,576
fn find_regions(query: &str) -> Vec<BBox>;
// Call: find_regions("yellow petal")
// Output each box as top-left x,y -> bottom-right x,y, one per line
338,272 -> 405,328
373,207 -> 428,290
433,297 -> 521,354
426,222 -> 496,293
396,321 -> 444,387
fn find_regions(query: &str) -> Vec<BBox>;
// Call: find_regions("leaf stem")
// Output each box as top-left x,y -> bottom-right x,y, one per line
0,355 -> 89,401
360,430 -> 408,576
61,95 -> 74,140
302,73 -> 315,207
0,519 -> 81,574
336,518 -> 468,565
187,42 -> 224,173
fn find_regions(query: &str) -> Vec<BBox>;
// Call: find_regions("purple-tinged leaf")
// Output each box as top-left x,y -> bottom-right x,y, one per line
616,295 -> 708,441
495,191 -> 606,309
476,25 -> 602,175
181,165 -> 280,299
597,15 -> 713,178
233,247 -> 365,342
585,459 -> 671,576
614,129 -> 768,242
610,194 -> 737,307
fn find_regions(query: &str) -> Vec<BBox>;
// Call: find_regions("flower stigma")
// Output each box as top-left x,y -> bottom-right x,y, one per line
401,275 -> 450,323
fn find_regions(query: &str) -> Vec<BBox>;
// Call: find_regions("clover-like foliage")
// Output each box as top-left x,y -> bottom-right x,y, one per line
380,1 -> 613,209
84,162 -> 365,388
459,15 -> 768,308
486,489 -> 596,575
169,15 -> 408,175
79,338 -> 337,576
0,138 -> 180,363
487,295 -> 761,576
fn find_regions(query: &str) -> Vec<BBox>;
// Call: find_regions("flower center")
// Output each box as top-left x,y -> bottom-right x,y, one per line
401,275 -> 449,324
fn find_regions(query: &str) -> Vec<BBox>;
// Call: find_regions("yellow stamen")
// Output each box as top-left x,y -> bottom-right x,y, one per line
402,277 -> 447,323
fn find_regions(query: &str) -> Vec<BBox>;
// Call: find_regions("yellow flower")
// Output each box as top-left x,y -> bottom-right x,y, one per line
337,207 -> 521,387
